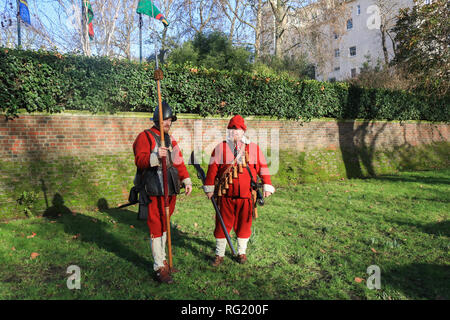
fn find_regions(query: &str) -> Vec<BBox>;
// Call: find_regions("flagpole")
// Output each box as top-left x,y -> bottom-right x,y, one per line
151,2 -> 173,272
139,13 -> 143,63
82,1 -> 91,56
16,0 -> 21,47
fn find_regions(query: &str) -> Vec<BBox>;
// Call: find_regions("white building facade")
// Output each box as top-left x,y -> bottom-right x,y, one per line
263,0 -> 417,81
319,0 -> 414,81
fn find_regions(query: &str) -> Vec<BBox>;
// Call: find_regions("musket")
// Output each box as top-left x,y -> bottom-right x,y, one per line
154,59 -> 173,271
117,202 -> 136,209
189,151 -> 237,256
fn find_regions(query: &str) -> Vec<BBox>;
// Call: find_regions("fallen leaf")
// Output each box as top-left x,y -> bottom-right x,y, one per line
11,247 -> 15,251
27,232 -> 37,239
320,248 -> 326,253
354,277 -> 364,283
371,248 -> 377,253
30,252 -> 40,259
233,288 -> 240,295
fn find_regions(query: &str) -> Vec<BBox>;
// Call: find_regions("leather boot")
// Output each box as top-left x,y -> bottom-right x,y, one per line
211,255 -> 224,267
164,260 -> 179,273
237,254 -> 247,264
156,266 -> 173,284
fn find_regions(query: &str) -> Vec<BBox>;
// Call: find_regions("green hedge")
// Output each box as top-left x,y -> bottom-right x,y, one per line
1,48 -> 449,121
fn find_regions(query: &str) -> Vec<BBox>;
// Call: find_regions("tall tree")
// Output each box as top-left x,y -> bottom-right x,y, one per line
179,0 -> 219,35
392,0 -> 449,96
373,0 -> 412,65
218,0 -> 267,60
268,0 -> 290,58
114,0 -> 139,60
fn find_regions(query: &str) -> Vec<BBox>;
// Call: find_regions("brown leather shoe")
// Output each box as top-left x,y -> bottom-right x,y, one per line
156,266 -> 173,284
211,255 -> 224,267
237,254 -> 247,264
163,260 -> 179,273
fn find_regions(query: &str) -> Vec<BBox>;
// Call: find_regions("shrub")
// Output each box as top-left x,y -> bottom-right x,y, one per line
1,48 -> 448,122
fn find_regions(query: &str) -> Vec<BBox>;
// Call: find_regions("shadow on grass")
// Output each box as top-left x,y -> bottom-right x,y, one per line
98,198 -> 214,266
386,217 -> 450,238
382,263 -> 449,300
373,172 -> 450,186
43,195 -> 153,275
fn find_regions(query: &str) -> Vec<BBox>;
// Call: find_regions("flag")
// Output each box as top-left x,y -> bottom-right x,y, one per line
19,0 -> 31,25
82,0 -> 94,40
136,0 -> 169,28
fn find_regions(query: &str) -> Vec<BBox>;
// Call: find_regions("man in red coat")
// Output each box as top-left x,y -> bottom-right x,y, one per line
133,102 -> 192,283
204,115 -> 275,266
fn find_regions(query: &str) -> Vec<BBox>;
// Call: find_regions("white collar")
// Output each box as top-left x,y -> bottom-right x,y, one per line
241,136 -> 251,144
226,136 -> 250,145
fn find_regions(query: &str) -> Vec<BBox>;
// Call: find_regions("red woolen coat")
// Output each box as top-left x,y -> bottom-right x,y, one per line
204,140 -> 273,198
133,126 -> 190,182
132,126 -> 190,238
204,140 -> 274,239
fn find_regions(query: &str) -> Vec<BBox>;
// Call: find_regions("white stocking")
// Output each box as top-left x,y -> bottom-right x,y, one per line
237,237 -> 249,255
215,238 -> 227,257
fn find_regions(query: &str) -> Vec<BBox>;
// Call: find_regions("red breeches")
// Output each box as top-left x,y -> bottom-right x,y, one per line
214,197 -> 253,239
146,195 -> 177,238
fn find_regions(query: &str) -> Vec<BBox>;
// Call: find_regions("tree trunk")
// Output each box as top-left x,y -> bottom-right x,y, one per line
380,25 -> 389,65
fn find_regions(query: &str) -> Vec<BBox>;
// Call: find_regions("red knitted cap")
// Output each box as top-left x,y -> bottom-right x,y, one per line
227,115 -> 247,131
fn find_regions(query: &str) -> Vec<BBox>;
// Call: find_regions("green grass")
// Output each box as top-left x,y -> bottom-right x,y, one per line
0,169 -> 448,300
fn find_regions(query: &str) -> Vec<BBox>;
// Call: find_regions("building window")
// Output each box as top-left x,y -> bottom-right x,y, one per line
347,19 -> 353,30
335,49 -> 340,57
349,46 -> 356,57
357,5 -> 361,15
351,68 -> 357,78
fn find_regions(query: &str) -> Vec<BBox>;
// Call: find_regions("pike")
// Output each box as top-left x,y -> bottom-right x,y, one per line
189,152 -> 237,256
135,0 -> 174,272
154,60 -> 173,271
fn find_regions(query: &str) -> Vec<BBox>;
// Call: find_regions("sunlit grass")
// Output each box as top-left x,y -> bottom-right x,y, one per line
0,169 -> 448,300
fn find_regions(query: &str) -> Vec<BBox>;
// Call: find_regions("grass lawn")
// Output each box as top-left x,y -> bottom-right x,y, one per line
0,169 -> 448,300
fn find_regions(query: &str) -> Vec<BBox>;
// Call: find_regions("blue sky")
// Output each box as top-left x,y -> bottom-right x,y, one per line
4,0 -> 167,59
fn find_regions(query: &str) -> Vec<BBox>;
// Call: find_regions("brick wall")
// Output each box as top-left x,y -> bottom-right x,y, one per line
0,114 -> 448,162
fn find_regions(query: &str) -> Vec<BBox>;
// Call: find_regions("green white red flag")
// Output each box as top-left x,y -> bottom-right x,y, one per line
136,0 -> 169,27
